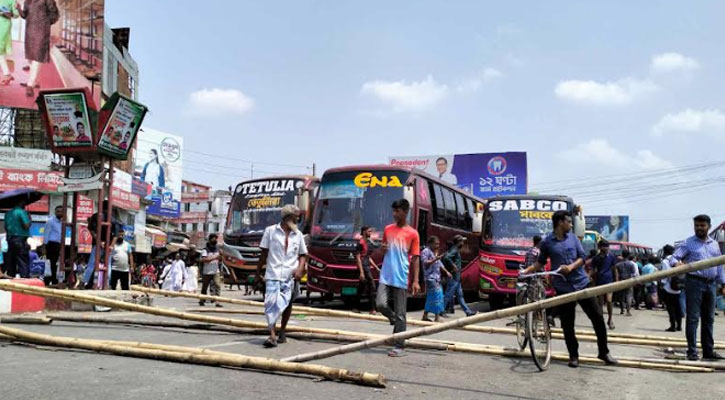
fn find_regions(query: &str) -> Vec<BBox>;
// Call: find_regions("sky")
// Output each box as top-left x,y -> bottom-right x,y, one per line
105,1 -> 725,248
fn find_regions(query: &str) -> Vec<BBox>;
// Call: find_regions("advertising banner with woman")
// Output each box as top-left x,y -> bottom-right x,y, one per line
0,0 -> 104,110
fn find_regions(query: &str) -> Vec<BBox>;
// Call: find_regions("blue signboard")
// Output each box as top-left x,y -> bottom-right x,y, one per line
585,215 -> 630,242
146,190 -> 180,219
389,152 -> 527,198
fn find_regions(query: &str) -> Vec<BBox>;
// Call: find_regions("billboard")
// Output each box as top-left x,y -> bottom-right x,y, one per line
134,127 -> 183,200
389,152 -> 527,198
0,0 -> 104,110
585,215 -> 630,242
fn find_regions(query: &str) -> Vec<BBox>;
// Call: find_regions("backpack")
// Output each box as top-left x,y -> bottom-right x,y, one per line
665,256 -> 685,291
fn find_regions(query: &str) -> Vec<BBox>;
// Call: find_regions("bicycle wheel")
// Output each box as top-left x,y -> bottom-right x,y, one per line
527,284 -> 551,371
515,289 -> 528,350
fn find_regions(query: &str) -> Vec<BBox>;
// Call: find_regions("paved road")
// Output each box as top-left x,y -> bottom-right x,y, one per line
2,290 -> 724,400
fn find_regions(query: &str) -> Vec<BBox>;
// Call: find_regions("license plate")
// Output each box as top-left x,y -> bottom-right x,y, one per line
483,265 -> 502,276
341,287 -> 358,296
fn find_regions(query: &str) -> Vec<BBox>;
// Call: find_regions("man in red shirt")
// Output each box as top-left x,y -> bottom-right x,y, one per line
376,199 -> 421,357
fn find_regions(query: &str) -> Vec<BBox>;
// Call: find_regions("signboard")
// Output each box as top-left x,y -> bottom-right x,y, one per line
76,195 -> 95,221
389,152 -> 527,198
77,224 -> 93,253
97,94 -> 148,159
68,164 -> 95,179
0,0 -> 104,110
134,234 -> 152,254
39,90 -> 95,152
0,168 -> 63,192
135,127 -> 183,200
111,187 -> 140,211
0,148 -> 53,170
58,172 -> 104,193
26,195 -> 50,213
147,191 -> 181,219
585,215 -> 630,242
177,211 -> 208,224
132,178 -> 152,197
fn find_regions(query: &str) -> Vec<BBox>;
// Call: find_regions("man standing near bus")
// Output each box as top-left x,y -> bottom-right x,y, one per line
443,235 -> 476,317
670,214 -> 725,361
524,210 -> 617,368
590,240 -> 618,330
356,226 -> 378,315
377,199 -> 421,357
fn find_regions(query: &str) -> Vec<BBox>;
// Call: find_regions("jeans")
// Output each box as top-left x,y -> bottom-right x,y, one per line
6,235 -> 30,278
679,291 -> 686,317
684,277 -> 717,357
44,241 -> 61,285
200,273 -> 222,303
110,270 -> 130,290
663,291 -> 683,329
444,277 -> 472,315
376,283 -> 407,347
618,288 -> 633,313
557,294 -> 610,359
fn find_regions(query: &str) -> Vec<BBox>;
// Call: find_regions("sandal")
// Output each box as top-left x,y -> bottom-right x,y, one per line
278,332 -> 287,343
263,337 -> 278,348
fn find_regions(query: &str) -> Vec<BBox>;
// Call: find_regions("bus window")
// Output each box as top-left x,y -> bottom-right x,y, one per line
465,198 -> 475,231
442,188 -> 457,226
454,193 -> 467,230
431,183 -> 445,224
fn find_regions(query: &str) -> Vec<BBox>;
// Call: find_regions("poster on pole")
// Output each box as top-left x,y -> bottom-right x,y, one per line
97,94 -> 148,159
389,152 -> 527,198
38,90 -> 94,153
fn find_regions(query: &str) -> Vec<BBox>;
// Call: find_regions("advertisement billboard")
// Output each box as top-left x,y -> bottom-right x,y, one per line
134,127 -> 183,200
585,215 -> 630,242
389,152 -> 527,198
97,94 -> 148,159
0,0 -> 104,110
40,90 -> 94,150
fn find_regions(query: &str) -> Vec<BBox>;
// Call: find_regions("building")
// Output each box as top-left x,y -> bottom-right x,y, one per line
176,180 -> 231,246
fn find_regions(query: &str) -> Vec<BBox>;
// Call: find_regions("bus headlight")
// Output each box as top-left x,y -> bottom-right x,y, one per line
308,258 -> 326,270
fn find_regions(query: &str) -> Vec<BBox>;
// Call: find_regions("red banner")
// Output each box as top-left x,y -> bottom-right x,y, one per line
76,194 -> 94,220
181,191 -> 211,202
177,211 -> 208,224
111,187 -> 140,211
77,223 -> 92,253
0,169 -> 63,191
26,195 -> 50,213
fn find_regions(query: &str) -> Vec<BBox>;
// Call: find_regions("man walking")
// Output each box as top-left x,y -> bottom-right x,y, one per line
670,215 -> 725,361
199,233 -> 223,307
4,196 -> 31,278
443,235 -> 476,317
376,199 -> 421,357
43,206 -> 64,285
590,240 -> 618,329
256,205 -> 307,348
355,226 -> 378,314
109,230 -> 134,290
524,210 -> 617,368
660,245 -> 683,332
615,250 -> 639,316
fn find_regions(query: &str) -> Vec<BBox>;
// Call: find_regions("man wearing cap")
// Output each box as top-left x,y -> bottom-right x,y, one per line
443,235 -> 476,317
255,204 -> 308,348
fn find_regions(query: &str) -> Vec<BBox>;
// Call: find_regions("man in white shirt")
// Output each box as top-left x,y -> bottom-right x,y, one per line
255,204 -> 308,348
109,230 -> 134,290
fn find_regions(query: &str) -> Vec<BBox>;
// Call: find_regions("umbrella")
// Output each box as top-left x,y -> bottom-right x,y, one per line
0,188 -> 44,209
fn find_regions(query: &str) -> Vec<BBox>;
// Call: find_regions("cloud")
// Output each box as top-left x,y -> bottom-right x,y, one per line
188,88 -> 255,116
652,109 -> 725,137
456,67 -> 503,93
651,52 -> 699,73
361,75 -> 448,112
554,78 -> 657,106
558,139 -> 672,170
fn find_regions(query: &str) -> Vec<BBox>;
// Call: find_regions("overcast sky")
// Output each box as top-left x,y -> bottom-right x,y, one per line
106,1 -> 725,248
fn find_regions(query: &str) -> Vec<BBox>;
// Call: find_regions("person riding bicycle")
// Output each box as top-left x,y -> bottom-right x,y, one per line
522,210 -> 618,368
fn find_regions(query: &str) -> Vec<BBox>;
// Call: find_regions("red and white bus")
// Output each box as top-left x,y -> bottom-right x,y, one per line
222,175 -> 320,283
305,165 -> 485,304
607,241 -> 652,259
478,195 -> 585,309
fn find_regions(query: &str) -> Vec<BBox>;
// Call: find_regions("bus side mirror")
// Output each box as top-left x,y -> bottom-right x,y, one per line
296,191 -> 310,212
404,185 -> 414,206
472,212 -> 483,234
717,230 -> 725,242
573,213 -> 586,239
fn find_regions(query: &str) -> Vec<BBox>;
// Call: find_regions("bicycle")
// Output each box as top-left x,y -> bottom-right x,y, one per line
514,268 -> 562,371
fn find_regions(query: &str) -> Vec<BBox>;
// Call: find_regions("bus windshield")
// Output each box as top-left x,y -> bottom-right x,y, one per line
227,178 -> 304,236
311,171 -> 408,241
485,198 -> 572,248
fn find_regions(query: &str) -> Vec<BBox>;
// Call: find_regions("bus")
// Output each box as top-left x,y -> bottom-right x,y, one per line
222,175 -> 320,284
607,241 -> 652,260
582,230 -> 602,255
305,165 -> 484,304
478,195 -> 586,309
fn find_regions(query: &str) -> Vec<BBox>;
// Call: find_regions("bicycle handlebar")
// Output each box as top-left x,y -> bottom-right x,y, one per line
518,269 -> 564,280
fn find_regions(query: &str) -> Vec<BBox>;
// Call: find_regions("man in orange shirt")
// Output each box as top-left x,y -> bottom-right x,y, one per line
376,199 -> 421,357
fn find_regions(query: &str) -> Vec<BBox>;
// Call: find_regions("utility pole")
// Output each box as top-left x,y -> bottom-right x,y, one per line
250,163 -> 254,179
312,163 -> 316,177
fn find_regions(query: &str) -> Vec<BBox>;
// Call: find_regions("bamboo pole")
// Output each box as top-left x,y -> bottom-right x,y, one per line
281,255 -> 725,363
133,285 -> 725,346
0,325 -> 385,387
29,313 -> 717,372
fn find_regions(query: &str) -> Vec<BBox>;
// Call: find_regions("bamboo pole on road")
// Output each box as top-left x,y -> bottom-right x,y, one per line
0,325 -> 386,387
132,285 -> 725,346
280,255 -> 725,363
